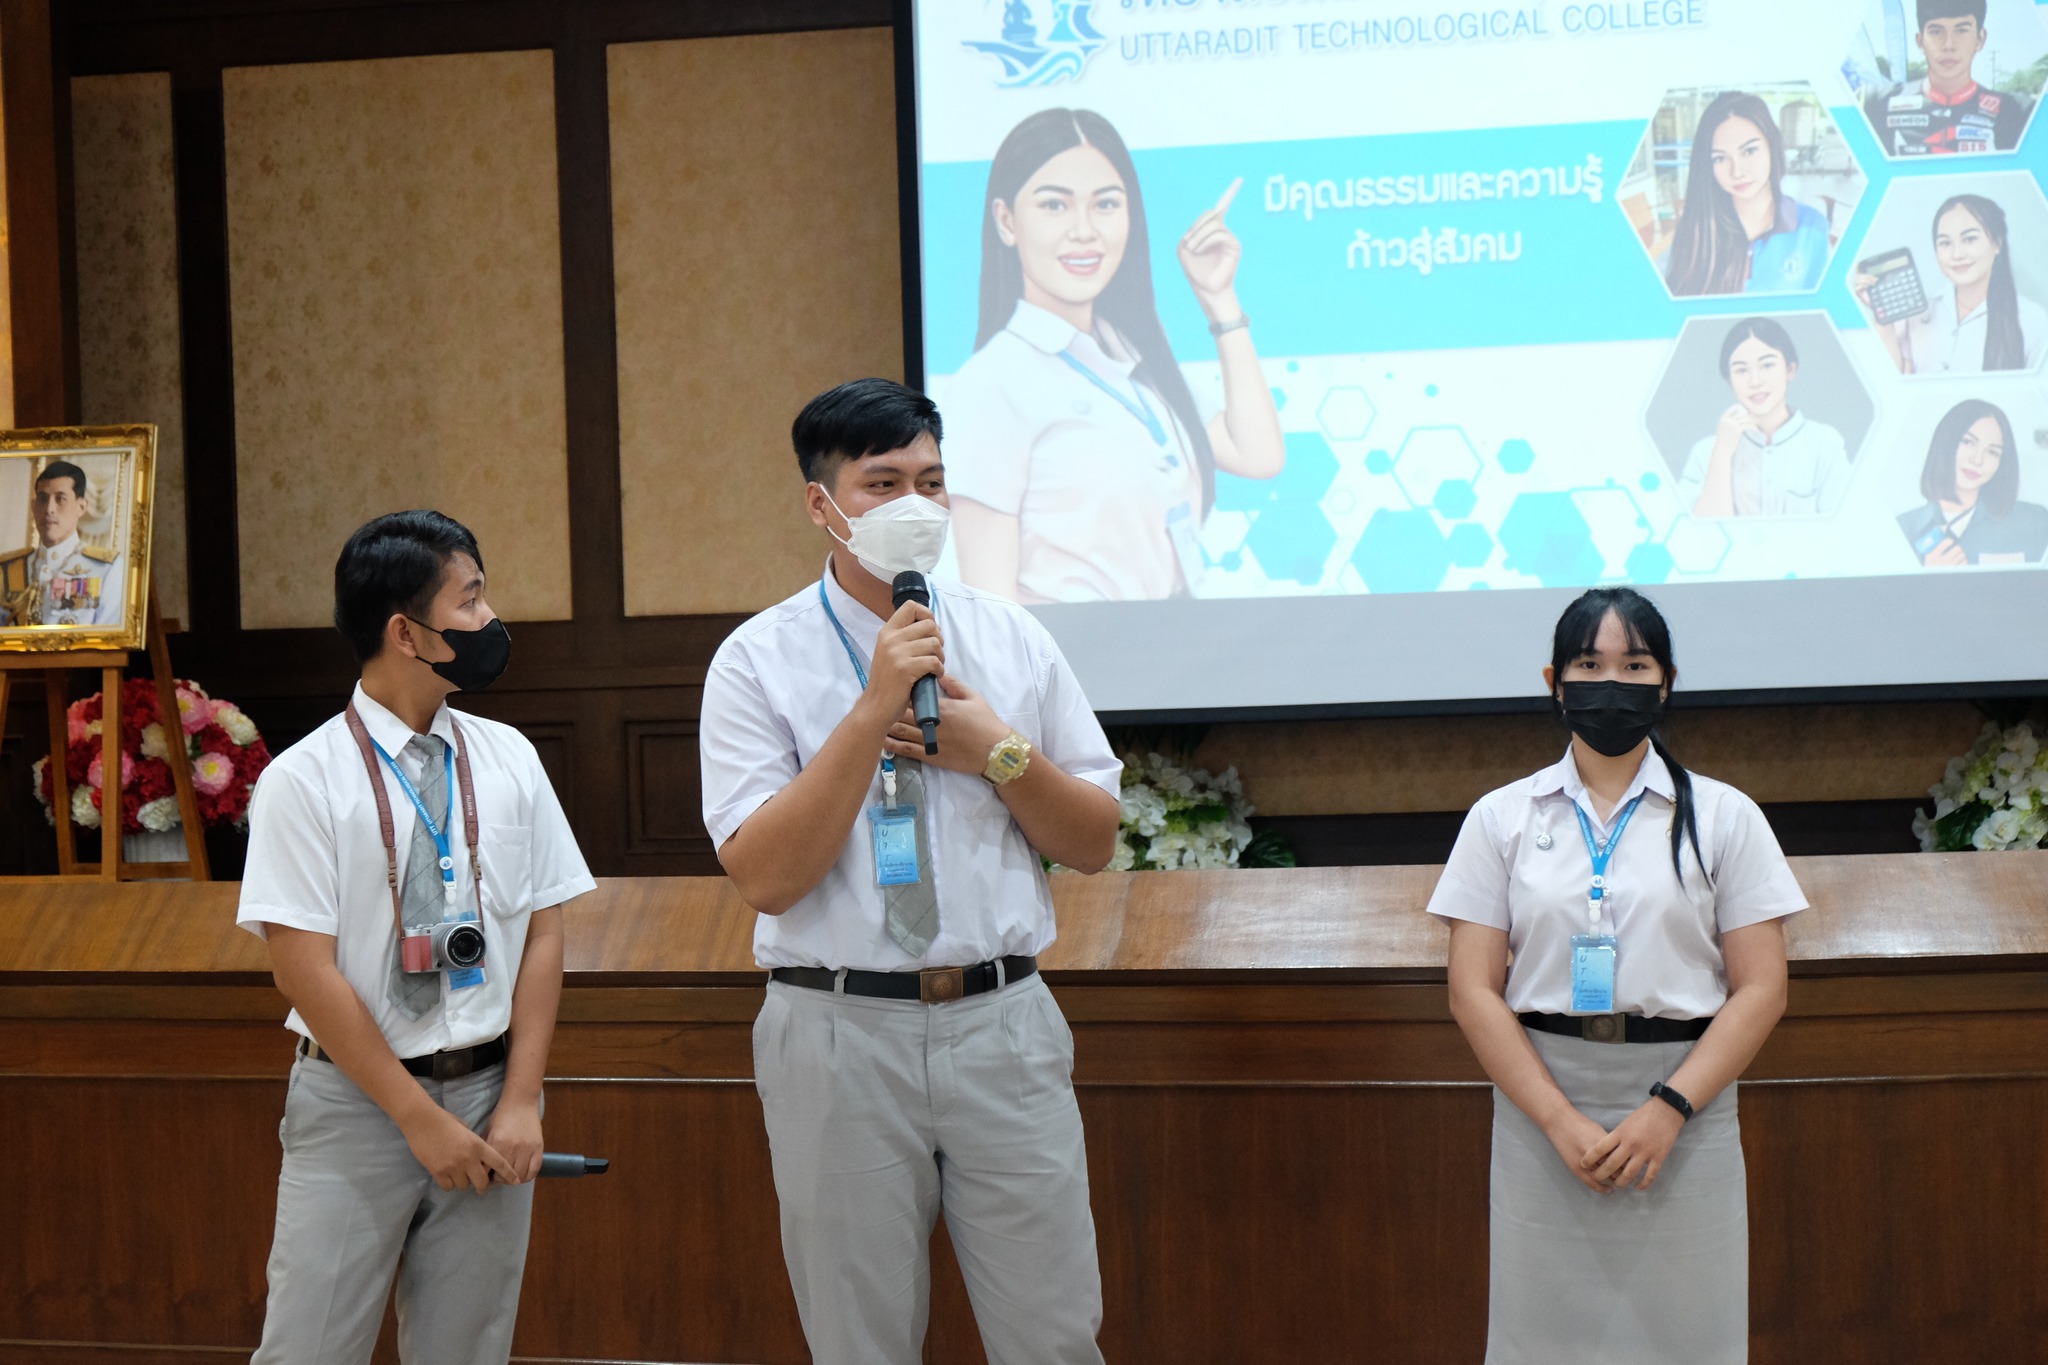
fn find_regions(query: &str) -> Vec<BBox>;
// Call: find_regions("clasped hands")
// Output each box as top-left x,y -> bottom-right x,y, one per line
1549,1098 -> 1686,1195
865,601 -> 1011,775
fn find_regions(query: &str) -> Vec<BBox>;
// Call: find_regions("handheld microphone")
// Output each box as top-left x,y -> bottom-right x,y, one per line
538,1153 -> 610,1178
891,571 -> 942,755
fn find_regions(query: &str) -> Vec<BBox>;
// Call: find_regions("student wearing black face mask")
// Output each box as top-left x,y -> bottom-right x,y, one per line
1426,587 -> 1806,1365
236,510 -> 594,1365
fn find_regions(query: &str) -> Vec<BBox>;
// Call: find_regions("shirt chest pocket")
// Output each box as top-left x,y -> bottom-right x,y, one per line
475,822 -> 532,920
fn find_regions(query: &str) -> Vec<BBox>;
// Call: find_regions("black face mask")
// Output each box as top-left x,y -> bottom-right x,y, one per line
1558,679 -> 1665,758
408,615 -> 511,692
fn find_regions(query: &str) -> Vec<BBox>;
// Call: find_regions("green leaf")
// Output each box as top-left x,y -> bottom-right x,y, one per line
1931,801 -> 1993,852
1239,829 -> 1298,869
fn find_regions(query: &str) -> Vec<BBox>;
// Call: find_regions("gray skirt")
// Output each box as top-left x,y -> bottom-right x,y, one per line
1487,1027 -> 1747,1365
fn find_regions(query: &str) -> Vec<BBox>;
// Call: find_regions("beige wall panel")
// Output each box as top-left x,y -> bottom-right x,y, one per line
1190,701 -> 1984,818
71,72 -> 187,626
223,51 -> 569,629
610,30 -> 901,617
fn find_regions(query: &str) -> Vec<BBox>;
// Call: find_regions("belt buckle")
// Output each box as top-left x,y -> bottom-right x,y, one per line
431,1048 -> 470,1082
1582,1013 -> 1628,1045
919,967 -> 965,1004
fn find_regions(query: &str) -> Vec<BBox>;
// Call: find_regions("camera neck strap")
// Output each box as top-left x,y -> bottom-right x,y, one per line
344,700 -> 483,940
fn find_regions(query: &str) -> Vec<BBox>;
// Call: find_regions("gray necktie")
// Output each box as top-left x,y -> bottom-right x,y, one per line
385,733 -> 449,1020
882,757 -> 939,958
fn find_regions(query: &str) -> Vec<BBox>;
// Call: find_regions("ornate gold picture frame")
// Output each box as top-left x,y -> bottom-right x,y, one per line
0,426 -> 157,653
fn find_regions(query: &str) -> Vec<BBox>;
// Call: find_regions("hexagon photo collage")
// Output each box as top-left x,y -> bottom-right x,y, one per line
1181,1 -> 2047,599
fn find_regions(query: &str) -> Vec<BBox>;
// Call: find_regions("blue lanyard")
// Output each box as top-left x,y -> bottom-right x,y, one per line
1057,351 -> 1170,451
371,737 -> 457,897
1573,792 -> 1645,926
819,575 -> 942,780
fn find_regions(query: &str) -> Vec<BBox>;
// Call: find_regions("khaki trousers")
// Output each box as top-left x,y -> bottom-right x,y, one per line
250,1056 -> 535,1365
754,973 -> 1106,1365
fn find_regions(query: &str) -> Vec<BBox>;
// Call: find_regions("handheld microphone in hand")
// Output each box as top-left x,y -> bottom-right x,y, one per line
891,571 -> 941,755
538,1153 -> 609,1178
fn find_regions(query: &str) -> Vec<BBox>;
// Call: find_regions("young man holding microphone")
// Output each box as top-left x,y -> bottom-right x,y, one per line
700,378 -> 1123,1365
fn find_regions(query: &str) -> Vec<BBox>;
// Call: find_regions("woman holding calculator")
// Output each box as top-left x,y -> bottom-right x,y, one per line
1429,587 -> 1806,1365
1854,193 -> 2047,375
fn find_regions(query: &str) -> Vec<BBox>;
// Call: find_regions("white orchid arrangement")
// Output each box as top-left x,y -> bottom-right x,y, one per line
1110,751 -> 1293,871
1913,721 -> 2048,852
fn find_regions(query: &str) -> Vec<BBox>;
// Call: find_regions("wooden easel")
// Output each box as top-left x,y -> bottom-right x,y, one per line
0,574 -> 209,880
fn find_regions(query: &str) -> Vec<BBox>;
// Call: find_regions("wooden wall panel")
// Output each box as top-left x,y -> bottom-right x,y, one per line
5,1001 -> 2047,1363
2,0 -> 75,427
220,48 -> 571,629
70,71 -> 188,625
607,29 -> 902,618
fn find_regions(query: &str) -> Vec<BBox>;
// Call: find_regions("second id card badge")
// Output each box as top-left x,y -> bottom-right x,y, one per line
1570,933 -> 1617,1014
868,804 -> 922,887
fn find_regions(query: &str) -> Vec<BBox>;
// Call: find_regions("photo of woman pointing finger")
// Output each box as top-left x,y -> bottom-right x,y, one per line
942,107 -> 1285,604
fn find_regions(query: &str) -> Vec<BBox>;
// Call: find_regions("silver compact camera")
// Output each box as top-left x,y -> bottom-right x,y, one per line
399,920 -> 486,974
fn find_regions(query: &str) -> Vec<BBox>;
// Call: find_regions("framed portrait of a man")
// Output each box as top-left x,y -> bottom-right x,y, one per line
0,426 -> 157,652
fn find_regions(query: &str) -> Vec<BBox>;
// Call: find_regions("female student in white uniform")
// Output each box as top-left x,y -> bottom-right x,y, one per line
1855,193 -> 2046,376
942,107 -> 1285,604
1677,316 -> 1851,518
1429,587 -> 1807,1365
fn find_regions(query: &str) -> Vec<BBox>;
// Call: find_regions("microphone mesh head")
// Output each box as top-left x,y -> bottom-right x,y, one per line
891,571 -> 930,609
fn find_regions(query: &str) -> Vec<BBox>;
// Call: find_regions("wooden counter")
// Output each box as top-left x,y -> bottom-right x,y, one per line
4,855 -> 2046,1363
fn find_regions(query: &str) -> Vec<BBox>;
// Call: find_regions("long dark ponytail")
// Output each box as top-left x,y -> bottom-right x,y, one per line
1665,92 -> 1785,298
1933,195 -> 2024,371
974,107 -> 1216,512
1550,588 -> 1706,884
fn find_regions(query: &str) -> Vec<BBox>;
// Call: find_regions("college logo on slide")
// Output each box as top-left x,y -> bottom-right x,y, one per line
963,0 -> 1107,87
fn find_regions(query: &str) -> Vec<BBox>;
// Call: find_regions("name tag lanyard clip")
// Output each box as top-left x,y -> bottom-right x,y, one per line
1575,793 -> 1646,934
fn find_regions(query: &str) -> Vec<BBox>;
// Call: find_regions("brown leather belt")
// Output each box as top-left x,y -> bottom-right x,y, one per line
296,1033 -> 507,1081
770,955 -> 1037,1004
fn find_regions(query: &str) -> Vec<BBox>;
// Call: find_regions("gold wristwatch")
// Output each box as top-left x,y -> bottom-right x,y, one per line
984,732 -> 1033,786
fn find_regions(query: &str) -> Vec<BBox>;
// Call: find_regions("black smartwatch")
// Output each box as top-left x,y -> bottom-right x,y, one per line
1648,1081 -> 1694,1121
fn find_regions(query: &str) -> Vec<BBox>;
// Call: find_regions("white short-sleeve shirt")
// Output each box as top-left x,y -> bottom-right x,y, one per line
237,683 -> 597,1056
698,563 -> 1122,971
937,300 -> 1210,604
1901,285 -> 2048,375
1677,411 -> 1851,517
1427,746 -> 1806,1019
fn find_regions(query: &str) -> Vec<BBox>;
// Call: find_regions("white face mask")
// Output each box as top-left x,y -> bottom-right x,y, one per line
820,488 -> 952,582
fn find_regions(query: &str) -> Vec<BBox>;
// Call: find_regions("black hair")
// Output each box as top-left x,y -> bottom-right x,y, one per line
35,460 -> 88,499
1717,316 -> 1799,379
1933,195 -> 2024,371
974,107 -> 1216,512
1916,0 -> 1985,29
1665,92 -> 1786,299
790,378 -> 944,488
1920,398 -> 2018,517
1550,587 -> 1705,884
332,510 -> 485,665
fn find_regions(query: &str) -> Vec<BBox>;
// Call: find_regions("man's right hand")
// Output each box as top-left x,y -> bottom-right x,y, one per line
404,1103 -> 518,1193
866,601 -> 943,712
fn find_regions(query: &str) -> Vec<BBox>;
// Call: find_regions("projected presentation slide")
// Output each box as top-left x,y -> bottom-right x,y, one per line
908,0 -> 2048,709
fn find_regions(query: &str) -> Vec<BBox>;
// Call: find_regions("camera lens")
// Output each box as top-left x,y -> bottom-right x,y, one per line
443,922 -> 486,968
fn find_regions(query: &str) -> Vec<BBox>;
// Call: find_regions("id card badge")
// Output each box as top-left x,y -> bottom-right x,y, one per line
868,803 -> 922,887
445,908 -> 485,992
1570,933 -> 1617,1014
1166,502 -> 1205,593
